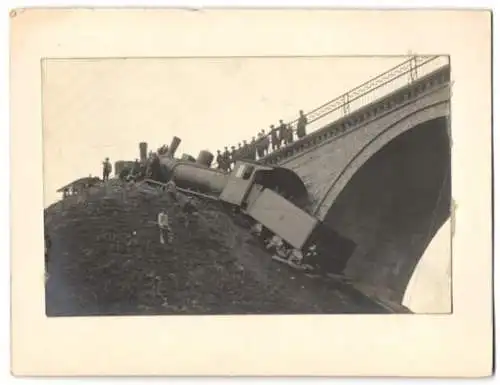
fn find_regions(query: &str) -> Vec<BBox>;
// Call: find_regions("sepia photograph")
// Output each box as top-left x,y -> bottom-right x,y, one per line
42,55 -> 452,316
10,8 -> 492,377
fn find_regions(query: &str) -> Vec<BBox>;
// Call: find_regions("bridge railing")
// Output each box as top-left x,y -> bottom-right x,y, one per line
223,55 -> 449,164
298,55 -> 449,133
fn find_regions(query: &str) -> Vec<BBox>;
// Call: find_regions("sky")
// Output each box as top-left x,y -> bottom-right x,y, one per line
42,56 -> 408,207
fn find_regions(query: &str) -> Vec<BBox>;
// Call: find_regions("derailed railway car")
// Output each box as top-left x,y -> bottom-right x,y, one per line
145,136 -> 356,273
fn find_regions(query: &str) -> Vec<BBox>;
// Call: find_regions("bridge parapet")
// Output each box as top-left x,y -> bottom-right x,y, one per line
261,57 -> 450,166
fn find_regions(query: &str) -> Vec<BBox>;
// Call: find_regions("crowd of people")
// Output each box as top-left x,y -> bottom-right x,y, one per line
215,110 -> 309,172
99,109 -> 310,180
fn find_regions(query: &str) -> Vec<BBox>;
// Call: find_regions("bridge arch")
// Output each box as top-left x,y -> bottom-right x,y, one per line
314,101 -> 450,219
321,114 -> 451,306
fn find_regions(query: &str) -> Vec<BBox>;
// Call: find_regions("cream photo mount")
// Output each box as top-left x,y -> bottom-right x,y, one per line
10,8 -> 493,377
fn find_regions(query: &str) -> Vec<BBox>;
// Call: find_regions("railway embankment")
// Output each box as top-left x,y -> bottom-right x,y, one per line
45,180 -> 391,316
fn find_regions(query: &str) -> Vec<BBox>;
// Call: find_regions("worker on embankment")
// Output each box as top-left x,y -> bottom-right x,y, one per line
287,248 -> 304,265
265,235 -> 284,255
150,153 -> 162,180
181,196 -> 199,228
250,222 -> 263,237
102,157 -> 112,181
132,159 -> 141,178
165,179 -> 178,201
157,210 -> 173,245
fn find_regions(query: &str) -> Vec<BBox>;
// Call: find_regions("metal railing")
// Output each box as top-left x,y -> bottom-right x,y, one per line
219,55 -> 449,165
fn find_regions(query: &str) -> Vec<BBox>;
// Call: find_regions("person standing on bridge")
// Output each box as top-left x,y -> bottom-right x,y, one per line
257,129 -> 269,158
278,120 -> 287,147
249,137 -> 257,160
286,124 -> 294,145
241,140 -> 250,160
296,110 -> 308,139
216,150 -> 224,170
270,125 -> 280,151
230,146 -> 237,167
236,143 -> 243,163
256,131 -> 265,159
222,147 -> 231,172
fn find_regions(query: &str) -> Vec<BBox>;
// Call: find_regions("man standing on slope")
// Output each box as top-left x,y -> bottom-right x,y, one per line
181,196 -> 199,228
157,210 -> 174,245
165,179 -> 178,201
102,157 -> 112,181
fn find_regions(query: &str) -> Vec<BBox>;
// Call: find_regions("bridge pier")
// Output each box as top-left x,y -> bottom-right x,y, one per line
323,117 -> 451,308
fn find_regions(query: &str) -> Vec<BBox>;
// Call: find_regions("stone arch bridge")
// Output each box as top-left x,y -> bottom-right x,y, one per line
260,56 -> 451,309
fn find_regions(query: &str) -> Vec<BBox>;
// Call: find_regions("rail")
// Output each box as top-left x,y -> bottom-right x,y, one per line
221,55 -> 450,164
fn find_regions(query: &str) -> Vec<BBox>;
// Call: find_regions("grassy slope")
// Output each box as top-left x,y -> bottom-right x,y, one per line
44,180 -> 388,316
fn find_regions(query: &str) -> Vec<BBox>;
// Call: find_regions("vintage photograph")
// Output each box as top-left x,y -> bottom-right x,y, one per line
42,55 -> 452,317
11,8 -> 493,377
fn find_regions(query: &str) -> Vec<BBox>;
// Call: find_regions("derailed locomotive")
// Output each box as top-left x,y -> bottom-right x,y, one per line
141,137 -> 356,273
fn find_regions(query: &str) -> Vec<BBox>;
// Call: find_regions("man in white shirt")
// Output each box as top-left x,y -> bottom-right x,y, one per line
157,210 -> 173,244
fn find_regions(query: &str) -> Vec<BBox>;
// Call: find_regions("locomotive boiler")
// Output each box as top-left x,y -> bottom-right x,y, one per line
146,137 -> 356,273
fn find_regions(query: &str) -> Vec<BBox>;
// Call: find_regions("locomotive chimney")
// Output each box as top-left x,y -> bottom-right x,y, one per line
196,150 -> 214,167
166,136 -> 181,158
139,142 -> 148,162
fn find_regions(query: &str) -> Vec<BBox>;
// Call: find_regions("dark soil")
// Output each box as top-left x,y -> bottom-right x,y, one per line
44,180 -> 389,316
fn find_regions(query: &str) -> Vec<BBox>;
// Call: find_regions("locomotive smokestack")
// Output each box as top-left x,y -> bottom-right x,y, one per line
166,136 -> 181,158
139,142 -> 148,162
196,150 -> 214,167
